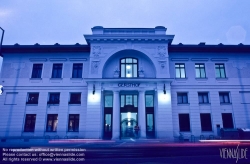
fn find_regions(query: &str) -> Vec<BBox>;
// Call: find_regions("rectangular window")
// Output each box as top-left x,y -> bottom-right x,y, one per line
215,64 -> 226,78
68,114 -> 79,132
219,92 -> 230,103
104,95 -> 113,107
200,113 -> 212,131
48,93 -> 60,104
179,114 -> 190,131
222,113 -> 234,128
31,64 -> 43,78
72,63 -> 83,78
177,93 -> 188,104
145,95 -> 154,107
120,95 -> 138,107
51,63 -> 62,78
195,64 -> 206,78
69,93 -> 81,104
26,93 -> 39,104
198,92 -> 209,104
24,114 -> 36,132
46,114 -> 58,132
175,63 -> 186,78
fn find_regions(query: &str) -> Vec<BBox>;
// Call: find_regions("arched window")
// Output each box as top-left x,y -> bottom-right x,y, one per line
120,58 -> 138,78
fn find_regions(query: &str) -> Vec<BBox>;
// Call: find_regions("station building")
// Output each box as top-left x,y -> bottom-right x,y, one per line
0,26 -> 250,140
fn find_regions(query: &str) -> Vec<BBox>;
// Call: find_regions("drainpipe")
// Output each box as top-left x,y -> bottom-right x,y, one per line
0,27 -> 5,57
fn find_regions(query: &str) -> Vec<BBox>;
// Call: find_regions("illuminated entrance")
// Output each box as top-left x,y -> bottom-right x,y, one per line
120,94 -> 138,138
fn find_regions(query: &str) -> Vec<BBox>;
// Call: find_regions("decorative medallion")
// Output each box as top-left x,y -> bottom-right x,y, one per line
92,46 -> 101,58
91,61 -> 100,74
158,46 -> 166,58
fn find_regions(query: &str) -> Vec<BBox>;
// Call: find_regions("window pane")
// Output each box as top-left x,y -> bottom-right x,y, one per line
177,95 -> 182,103
183,94 -> 188,103
121,59 -> 125,63
145,95 -> 154,107
180,68 -> 185,78
198,95 -> 203,103
195,68 -> 200,78
133,59 -> 137,63
105,95 -> 113,107
133,95 -> 138,107
220,68 -> 226,78
121,64 -> 125,77
126,58 -> 132,63
126,64 -> 132,77
200,68 -> 206,78
133,64 -> 137,77
222,113 -> 234,128
203,94 -> 208,103
176,68 -> 180,78
126,95 -> 133,105
121,95 -> 124,107
215,67 -> 220,78
224,94 -> 229,103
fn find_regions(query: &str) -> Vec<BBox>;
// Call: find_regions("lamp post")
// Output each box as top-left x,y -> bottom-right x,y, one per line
0,27 -> 5,56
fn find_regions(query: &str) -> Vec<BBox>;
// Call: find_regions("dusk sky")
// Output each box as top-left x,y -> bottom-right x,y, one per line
0,0 -> 249,46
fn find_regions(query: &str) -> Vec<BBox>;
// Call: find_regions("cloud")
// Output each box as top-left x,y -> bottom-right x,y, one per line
226,26 -> 247,44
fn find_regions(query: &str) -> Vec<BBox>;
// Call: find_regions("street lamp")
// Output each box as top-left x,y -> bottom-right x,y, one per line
0,27 -> 5,56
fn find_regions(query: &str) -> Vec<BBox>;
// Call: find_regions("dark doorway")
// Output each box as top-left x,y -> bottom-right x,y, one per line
222,113 -> 234,128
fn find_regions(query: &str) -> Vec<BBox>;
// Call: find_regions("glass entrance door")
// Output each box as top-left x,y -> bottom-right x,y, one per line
104,113 -> 112,139
121,112 -> 137,138
146,94 -> 155,138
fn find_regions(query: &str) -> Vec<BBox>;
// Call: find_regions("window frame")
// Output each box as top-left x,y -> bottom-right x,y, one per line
26,93 -> 39,104
72,63 -> 83,78
51,63 -> 63,78
178,114 -> 191,132
219,92 -> 231,104
46,114 -> 58,132
120,94 -> 138,107
215,63 -> 226,78
198,92 -> 209,104
177,92 -> 188,104
68,114 -> 80,132
47,93 -> 60,104
31,63 -> 43,78
120,58 -> 138,78
195,63 -> 206,78
24,114 -> 36,132
69,93 -> 81,104
175,63 -> 186,78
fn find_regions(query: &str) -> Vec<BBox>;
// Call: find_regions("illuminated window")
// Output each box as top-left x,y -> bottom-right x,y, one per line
68,114 -> 79,132
120,58 -> 138,78
46,114 -> 58,132
175,63 -> 186,78
26,93 -> 39,104
195,64 -> 206,78
24,114 -> 36,132
215,64 -> 226,78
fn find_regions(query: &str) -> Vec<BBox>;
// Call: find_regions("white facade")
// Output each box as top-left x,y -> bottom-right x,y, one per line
0,26 -> 250,141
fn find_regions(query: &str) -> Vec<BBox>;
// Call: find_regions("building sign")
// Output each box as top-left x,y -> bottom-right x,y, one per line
118,83 -> 140,87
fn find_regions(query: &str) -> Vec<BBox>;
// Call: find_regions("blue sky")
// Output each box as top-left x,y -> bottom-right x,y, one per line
0,0 -> 249,45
